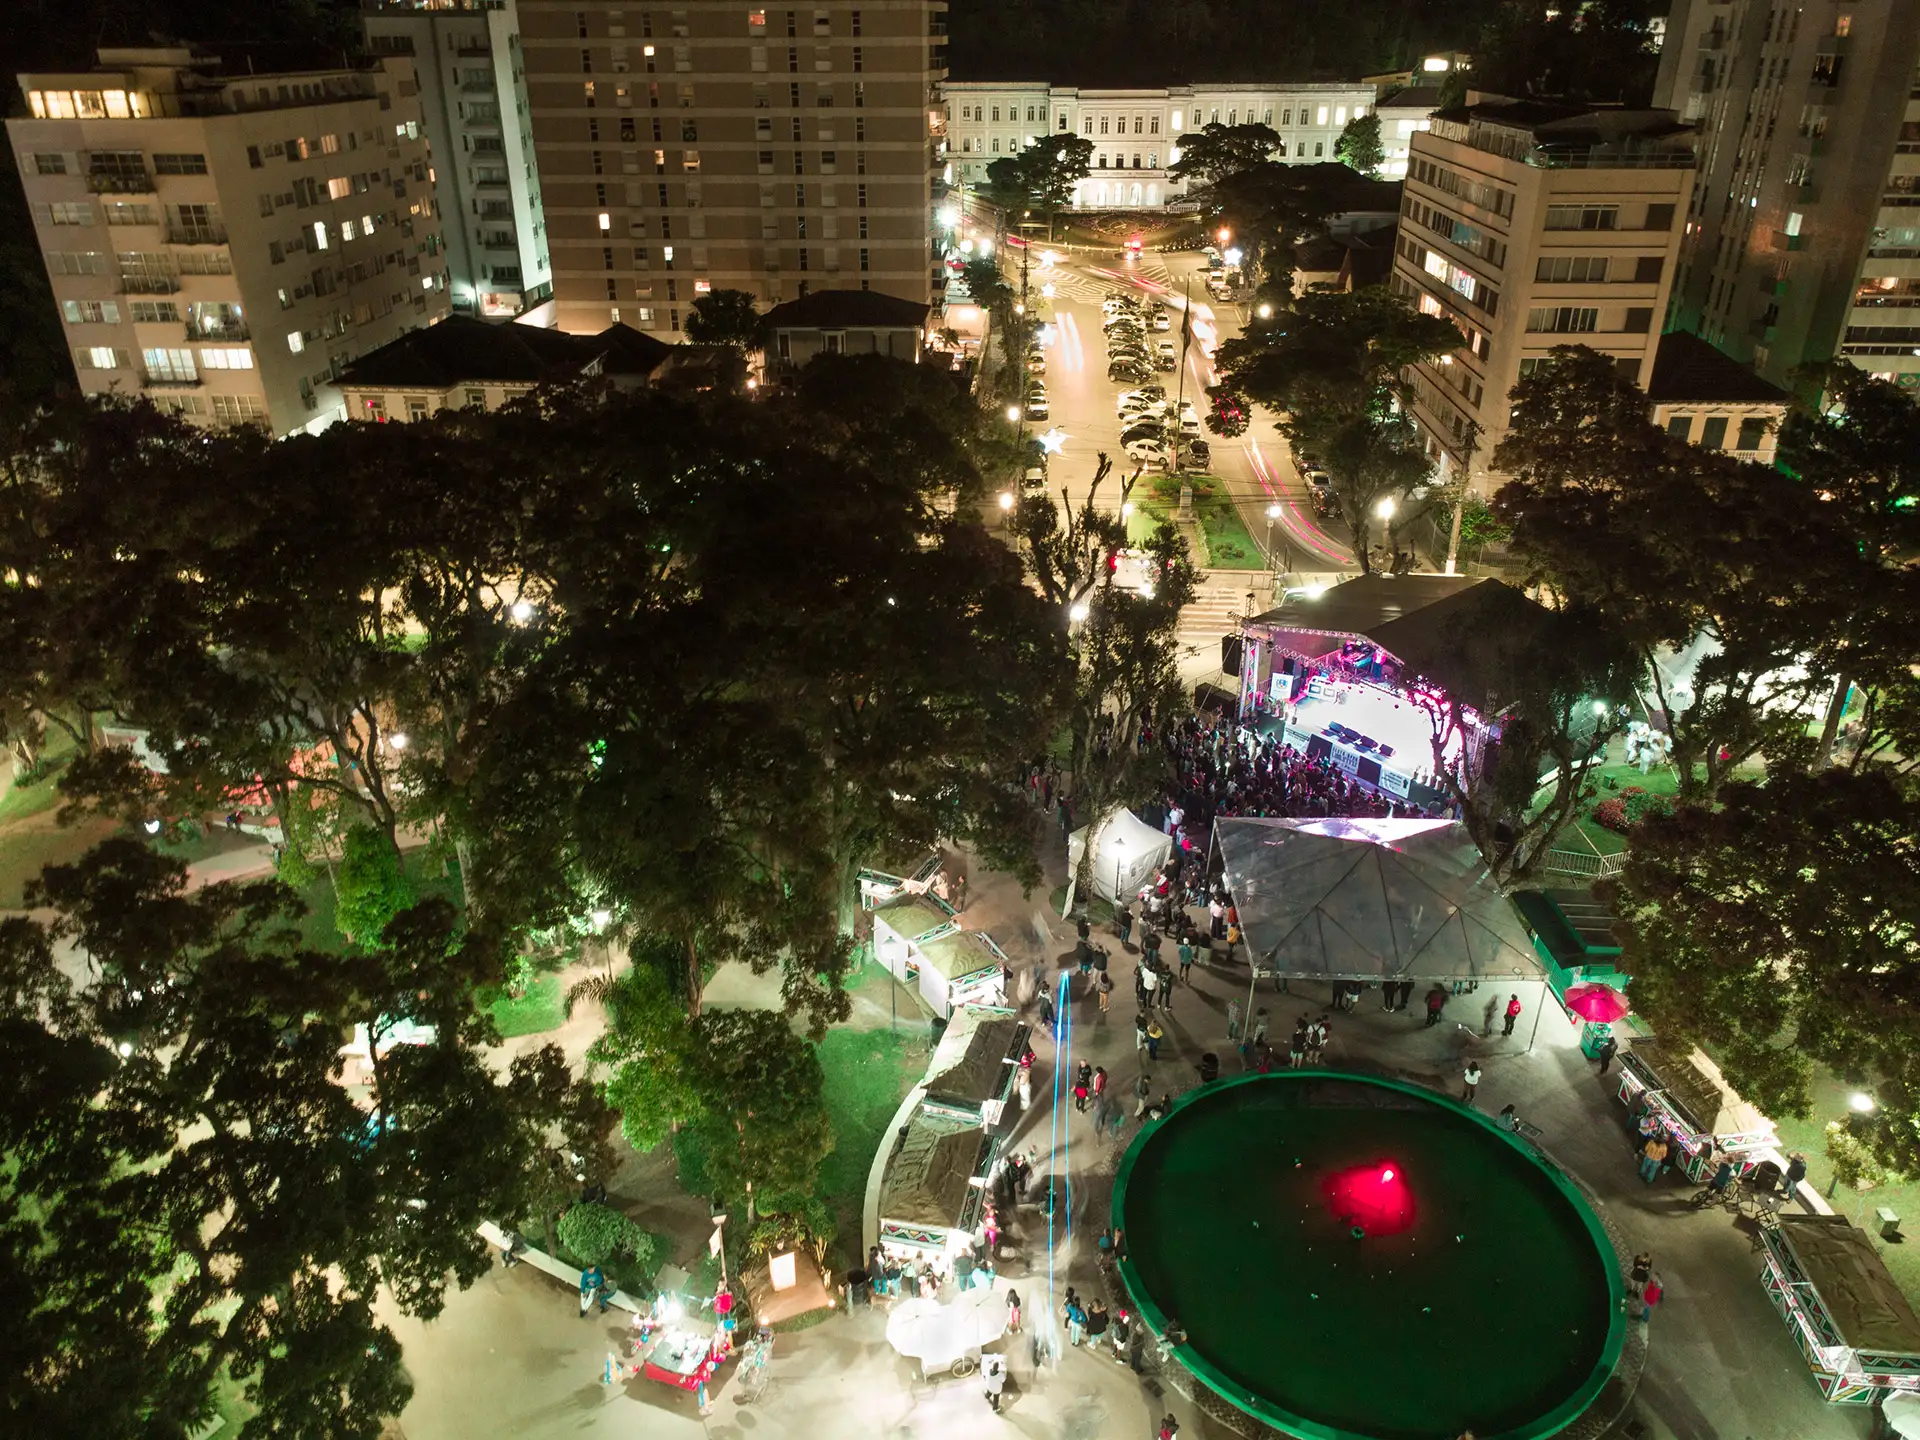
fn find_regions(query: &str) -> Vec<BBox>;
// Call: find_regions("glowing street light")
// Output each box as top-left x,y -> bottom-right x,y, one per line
1006,404 -> 1023,423
510,599 -> 535,624
1223,247 -> 1243,266
978,237 -> 995,256
938,205 -> 960,228
1122,501 -> 1136,519
1014,302 -> 1025,315
1374,497 -> 1396,521
1851,1092 -> 1877,1113
388,731 -> 410,751
1256,303 -> 1273,319
1267,503 -> 1283,520
1217,227 -> 1232,244
591,909 -> 613,931
1069,600 -> 1090,623
1593,701 -> 1611,717
1041,283 -> 1056,298
998,491 -> 1015,511
1038,427 -> 1069,454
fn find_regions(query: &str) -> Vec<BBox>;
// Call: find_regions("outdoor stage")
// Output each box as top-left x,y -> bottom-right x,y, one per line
1276,673 -> 1457,803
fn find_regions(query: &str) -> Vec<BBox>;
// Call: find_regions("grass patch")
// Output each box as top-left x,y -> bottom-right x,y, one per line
772,1307 -> 834,1333
292,849 -> 465,953
481,974 -> 567,1038
1770,1066 -> 1920,1308
1138,472 -> 1264,569
0,760 -> 72,829
0,816 -> 118,908
813,1028 -> 921,1265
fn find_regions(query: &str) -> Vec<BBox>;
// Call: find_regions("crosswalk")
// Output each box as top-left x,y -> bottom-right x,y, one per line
1173,580 -> 1270,673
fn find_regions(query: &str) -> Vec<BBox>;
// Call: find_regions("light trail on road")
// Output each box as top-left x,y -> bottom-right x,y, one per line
1055,310 -> 1084,373
1245,438 -> 1352,565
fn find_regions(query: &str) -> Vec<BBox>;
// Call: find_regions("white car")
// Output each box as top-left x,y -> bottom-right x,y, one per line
1153,310 -> 1173,332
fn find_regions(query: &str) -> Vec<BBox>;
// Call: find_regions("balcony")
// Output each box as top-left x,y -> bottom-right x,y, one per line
88,171 -> 155,194
187,322 -> 250,343
120,276 -> 180,295
167,225 -> 229,246
141,371 -> 200,389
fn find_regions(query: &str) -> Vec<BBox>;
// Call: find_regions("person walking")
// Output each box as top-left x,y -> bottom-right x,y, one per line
1017,1065 -> 1033,1110
982,1352 -> 1008,1412
1502,994 -> 1522,1037
1424,986 -> 1447,1028
1307,1015 -> 1329,1065
1463,1060 -> 1482,1103
1140,963 -> 1160,1010
1116,902 -> 1134,947
1481,995 -> 1499,1037
1595,1033 -> 1619,1075
1252,1007 -> 1271,1047
1639,1272 -> 1663,1323
1092,1065 -> 1108,1106
1209,896 -> 1226,939
1288,1017 -> 1307,1069
1783,1152 -> 1808,1196
1158,1415 -> 1181,1440
1064,1292 -> 1087,1346
1629,1251 -> 1652,1297
1097,969 -> 1114,1013
1176,937 -> 1194,983
1074,1061 -> 1092,1113
1134,1010 -> 1150,1053
1133,1071 -> 1153,1118
1039,988 -> 1056,1032
1146,1018 -> 1165,1060
1158,969 -> 1177,1014
1086,1299 -> 1110,1347
1007,1287 -> 1023,1332
1639,1133 -> 1670,1184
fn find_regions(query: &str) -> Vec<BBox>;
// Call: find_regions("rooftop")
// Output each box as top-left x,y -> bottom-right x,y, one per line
335,315 -> 671,389
1428,97 -> 1694,170
1376,85 -> 1445,112
761,289 -> 930,331
19,47 -> 403,120
1646,331 -> 1790,407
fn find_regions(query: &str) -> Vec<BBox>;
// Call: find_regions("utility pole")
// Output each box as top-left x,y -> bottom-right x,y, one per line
1443,420 -> 1480,576
1173,276 -> 1193,464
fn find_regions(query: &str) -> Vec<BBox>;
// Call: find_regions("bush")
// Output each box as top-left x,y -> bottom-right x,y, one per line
557,1201 -> 658,1271
1593,786 -> 1673,835
746,1196 -> 837,1272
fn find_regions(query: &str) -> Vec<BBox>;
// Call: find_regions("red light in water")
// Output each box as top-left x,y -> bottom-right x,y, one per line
1323,1160 -> 1415,1236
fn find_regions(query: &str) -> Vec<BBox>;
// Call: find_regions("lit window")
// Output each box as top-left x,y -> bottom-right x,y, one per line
198,347 -> 254,370
327,177 -> 352,200
599,211 -> 613,231
1170,110 -> 1182,130
362,214 -> 374,234
1317,106 -> 1329,126
287,331 -> 305,354
342,219 -> 357,241
312,222 -> 329,251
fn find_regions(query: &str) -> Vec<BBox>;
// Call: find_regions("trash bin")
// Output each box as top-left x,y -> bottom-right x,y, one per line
1877,1207 -> 1903,1242
1198,1052 -> 1220,1083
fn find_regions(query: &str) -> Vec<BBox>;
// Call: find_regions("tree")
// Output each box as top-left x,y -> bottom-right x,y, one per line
556,1201 -> 658,1270
0,840 -> 593,1439
1199,162 -> 1353,281
1167,121 -> 1280,188
1412,591 -> 1640,885
1008,456 -> 1196,891
982,136 -> 1094,238
1600,765 -> 1920,1174
1333,113 -> 1385,177
1493,346 -> 1898,801
684,288 -> 762,350
594,967 -> 832,1222
1218,286 -> 1460,569
334,823 -> 418,950
1473,0 -> 1664,106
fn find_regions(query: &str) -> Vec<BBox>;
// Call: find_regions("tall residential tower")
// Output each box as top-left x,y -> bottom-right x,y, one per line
361,0 -> 555,320
1655,0 -> 1920,392
518,0 -> 947,337
9,47 -> 450,435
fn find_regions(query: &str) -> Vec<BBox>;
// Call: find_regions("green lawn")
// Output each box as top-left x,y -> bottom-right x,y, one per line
1127,473 -> 1264,570
1769,1067 -> 1920,1307
0,816 -> 118,908
1538,761 -> 1683,859
813,1024 -> 922,1266
482,974 -> 567,1038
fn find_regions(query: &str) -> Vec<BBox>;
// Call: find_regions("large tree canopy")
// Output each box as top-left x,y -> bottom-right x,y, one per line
0,841 -> 589,1440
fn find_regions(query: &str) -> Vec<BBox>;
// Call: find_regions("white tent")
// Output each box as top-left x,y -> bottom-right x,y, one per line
1067,807 -> 1174,904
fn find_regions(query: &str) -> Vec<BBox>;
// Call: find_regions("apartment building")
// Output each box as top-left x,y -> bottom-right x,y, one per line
1374,85 -> 1441,180
1655,0 -> 1920,393
518,0 -> 947,338
942,82 -> 1375,207
9,48 -> 450,436
1389,98 -> 1693,493
362,0 -> 555,320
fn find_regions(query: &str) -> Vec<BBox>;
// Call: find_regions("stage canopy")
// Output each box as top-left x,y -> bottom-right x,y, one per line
1068,806 -> 1174,903
1216,816 -> 1546,983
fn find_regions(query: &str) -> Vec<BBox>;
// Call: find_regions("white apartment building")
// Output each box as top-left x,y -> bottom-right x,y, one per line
1389,98 -> 1693,494
942,82 -> 1376,209
362,0 -> 555,320
9,48 -> 450,437
1373,84 -> 1440,180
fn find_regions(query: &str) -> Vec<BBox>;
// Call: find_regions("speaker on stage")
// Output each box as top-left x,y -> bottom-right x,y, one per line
1222,636 -> 1244,676
1281,656 -> 1295,677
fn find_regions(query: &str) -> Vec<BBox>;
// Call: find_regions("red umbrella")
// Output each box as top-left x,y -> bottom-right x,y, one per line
1565,984 -> 1631,1023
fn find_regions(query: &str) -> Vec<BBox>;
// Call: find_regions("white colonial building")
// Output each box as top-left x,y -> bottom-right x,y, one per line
942,81 -> 1377,209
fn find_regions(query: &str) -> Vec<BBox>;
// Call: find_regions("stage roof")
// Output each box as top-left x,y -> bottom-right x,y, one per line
1246,575 -> 1553,710
1216,817 -> 1546,983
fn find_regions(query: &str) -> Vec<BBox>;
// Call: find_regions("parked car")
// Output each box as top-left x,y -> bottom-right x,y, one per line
1184,438 -> 1212,467
1152,309 -> 1173,332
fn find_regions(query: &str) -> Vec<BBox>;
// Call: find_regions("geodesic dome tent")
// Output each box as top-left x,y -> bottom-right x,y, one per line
1216,816 -> 1545,984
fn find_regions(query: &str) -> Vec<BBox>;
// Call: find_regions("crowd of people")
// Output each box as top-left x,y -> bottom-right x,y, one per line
1158,712 -> 1419,846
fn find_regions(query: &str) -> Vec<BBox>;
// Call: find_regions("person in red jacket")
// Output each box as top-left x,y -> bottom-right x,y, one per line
1503,994 -> 1523,1036
1639,1272 -> 1664,1322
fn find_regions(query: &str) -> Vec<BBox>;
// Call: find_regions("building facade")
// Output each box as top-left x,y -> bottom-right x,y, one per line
1373,84 -> 1441,180
362,0 -> 555,320
518,0 -> 947,338
942,82 -> 1376,209
1388,99 -> 1693,493
1645,330 -> 1789,467
9,48 -> 450,436
1655,0 -> 1920,392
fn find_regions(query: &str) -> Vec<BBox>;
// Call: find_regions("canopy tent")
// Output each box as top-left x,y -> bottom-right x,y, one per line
1215,816 -> 1545,982
1762,1214 -> 1920,1405
1067,806 -> 1175,904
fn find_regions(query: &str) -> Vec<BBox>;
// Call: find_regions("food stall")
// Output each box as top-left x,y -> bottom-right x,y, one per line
922,1005 -> 1029,1127
876,1105 -> 998,1268
1761,1215 -> 1920,1405
872,894 -> 1008,1019
1615,1039 -> 1776,1182
632,1265 -> 726,1395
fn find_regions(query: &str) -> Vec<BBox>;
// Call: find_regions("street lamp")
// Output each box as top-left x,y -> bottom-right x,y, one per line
1007,404 -> 1023,423
1374,497 -> 1396,521
1217,227 -> 1232,245
1122,501 -> 1135,520
388,731 -> 409,752
1851,1092 -> 1877,1113
998,490 -> 1015,512
1256,303 -> 1273,319
510,599 -> 535,624
1069,600 -> 1090,624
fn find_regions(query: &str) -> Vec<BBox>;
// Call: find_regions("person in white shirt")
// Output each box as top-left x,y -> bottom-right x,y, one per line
1463,1061 -> 1482,1102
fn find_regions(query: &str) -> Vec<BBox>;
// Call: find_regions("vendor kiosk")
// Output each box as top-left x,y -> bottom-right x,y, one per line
632,1265 -> 727,1395
1761,1215 -> 1920,1405
1615,1039 -> 1776,1182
